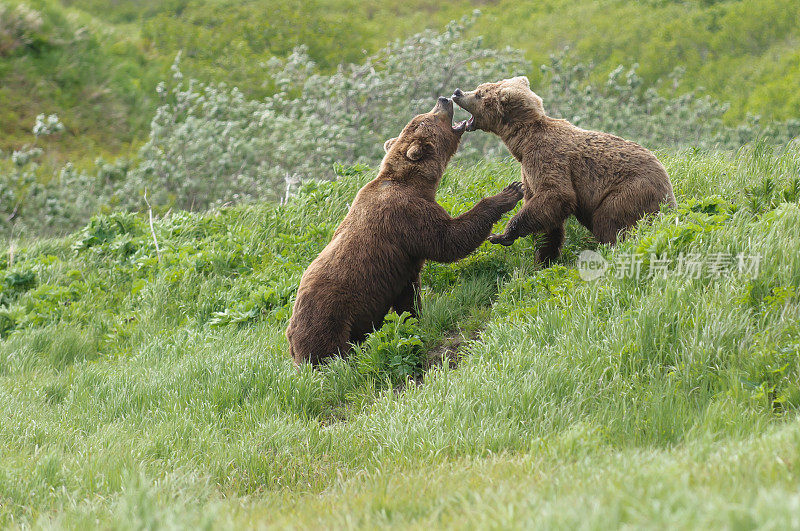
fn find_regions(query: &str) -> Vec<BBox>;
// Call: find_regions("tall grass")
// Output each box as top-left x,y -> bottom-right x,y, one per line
0,145 -> 799,527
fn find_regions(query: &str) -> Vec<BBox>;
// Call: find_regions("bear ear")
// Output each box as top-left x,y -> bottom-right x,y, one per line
406,141 -> 426,161
500,85 -> 545,122
499,86 -> 521,105
384,137 -> 398,153
511,75 -> 530,88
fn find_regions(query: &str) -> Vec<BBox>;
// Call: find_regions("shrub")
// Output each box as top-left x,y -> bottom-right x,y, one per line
1,115 -> 119,239
537,52 -> 800,150
122,14 -> 527,211
0,3 -> 44,57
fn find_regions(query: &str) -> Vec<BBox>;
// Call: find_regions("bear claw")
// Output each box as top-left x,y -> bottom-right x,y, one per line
505,181 -> 524,196
488,233 -> 514,246
497,181 -> 524,206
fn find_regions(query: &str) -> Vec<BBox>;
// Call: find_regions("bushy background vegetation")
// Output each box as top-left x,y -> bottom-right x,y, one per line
5,0 -> 800,157
3,9 -> 799,237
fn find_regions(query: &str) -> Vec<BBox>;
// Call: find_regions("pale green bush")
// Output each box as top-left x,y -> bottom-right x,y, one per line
124,15 -> 527,211
0,3 -> 44,56
125,18 -> 799,213
1,115 -> 120,238
538,52 -> 800,149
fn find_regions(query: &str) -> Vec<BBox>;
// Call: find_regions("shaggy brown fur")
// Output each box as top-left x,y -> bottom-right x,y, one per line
453,76 -> 676,262
286,97 -> 523,366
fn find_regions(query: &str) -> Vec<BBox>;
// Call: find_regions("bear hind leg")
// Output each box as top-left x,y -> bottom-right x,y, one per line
289,323 -> 352,367
590,211 -> 625,244
390,275 -> 421,318
591,197 -> 648,245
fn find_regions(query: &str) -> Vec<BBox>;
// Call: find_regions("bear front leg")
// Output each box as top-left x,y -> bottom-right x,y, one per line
288,321 -> 352,366
417,182 -> 523,263
391,275 -> 421,318
488,192 -> 572,255
487,207 -> 528,246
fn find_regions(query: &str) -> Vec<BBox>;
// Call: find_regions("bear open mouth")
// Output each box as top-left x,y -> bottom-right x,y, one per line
452,115 -> 474,133
465,115 -> 475,132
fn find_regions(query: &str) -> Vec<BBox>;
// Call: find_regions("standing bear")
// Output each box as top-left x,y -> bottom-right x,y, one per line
453,76 -> 676,263
287,97 -> 524,366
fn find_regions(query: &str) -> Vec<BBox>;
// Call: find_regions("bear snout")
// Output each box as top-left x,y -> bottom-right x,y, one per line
451,90 -> 474,114
431,97 -> 454,120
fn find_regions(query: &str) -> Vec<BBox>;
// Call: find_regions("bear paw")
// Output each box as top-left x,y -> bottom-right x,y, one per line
535,248 -> 559,264
501,181 -> 524,200
488,233 -> 515,246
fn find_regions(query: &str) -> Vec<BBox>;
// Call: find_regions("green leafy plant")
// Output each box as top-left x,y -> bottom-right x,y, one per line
208,283 -> 296,328
353,311 -> 425,387
745,174 -> 800,214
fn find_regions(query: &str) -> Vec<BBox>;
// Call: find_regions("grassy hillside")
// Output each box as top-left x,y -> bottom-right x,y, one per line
60,0 -> 800,124
0,0 -> 160,158
474,0 -> 800,123
2,0 -> 799,160
1,145 -> 799,526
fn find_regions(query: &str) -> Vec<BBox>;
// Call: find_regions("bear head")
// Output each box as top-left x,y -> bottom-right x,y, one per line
381,97 -> 467,182
451,76 -> 545,134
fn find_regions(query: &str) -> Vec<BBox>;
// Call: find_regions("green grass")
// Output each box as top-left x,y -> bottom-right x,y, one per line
0,0 -> 160,159
1,145 -> 800,527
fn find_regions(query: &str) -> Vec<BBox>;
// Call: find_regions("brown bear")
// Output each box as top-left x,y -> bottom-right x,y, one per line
286,97 -> 524,366
452,76 -> 676,262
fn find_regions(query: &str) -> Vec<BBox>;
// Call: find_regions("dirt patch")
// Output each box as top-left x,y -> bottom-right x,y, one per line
410,328 -> 483,386
426,334 -> 465,370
